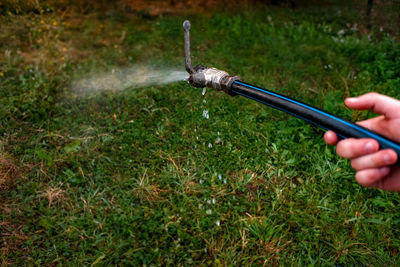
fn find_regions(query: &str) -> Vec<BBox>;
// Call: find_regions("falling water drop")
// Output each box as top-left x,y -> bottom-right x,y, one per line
216,220 -> 220,226
212,198 -> 216,204
206,209 -> 212,215
218,174 -> 222,181
202,87 -> 207,95
202,109 -> 209,119
208,143 -> 212,148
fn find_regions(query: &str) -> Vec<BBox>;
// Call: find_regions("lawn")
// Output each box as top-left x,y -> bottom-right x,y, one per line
1,1 -> 400,265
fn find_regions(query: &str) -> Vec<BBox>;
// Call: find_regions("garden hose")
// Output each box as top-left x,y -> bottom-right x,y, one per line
183,20 -> 400,165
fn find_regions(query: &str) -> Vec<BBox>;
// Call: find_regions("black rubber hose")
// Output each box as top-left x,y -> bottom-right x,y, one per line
231,80 -> 400,166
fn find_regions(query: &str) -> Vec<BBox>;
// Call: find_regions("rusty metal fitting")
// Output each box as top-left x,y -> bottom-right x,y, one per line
189,66 -> 241,93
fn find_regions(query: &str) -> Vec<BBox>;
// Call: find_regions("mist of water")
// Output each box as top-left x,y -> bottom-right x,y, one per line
71,65 -> 188,94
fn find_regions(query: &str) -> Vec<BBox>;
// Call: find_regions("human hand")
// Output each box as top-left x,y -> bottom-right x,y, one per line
324,93 -> 400,191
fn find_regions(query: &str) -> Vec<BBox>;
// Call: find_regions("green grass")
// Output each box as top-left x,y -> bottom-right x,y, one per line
1,3 -> 400,266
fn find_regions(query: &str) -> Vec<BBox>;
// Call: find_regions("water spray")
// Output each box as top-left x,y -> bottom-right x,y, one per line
183,20 -> 400,165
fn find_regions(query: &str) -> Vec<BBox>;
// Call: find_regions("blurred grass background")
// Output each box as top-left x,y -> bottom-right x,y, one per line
1,0 -> 400,265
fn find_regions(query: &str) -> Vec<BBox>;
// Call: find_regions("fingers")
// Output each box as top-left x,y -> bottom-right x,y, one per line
324,131 -> 338,145
356,116 -> 388,134
350,149 -> 398,170
355,167 -> 391,187
370,168 -> 400,191
345,93 -> 400,119
336,138 -> 379,159
356,117 -> 399,143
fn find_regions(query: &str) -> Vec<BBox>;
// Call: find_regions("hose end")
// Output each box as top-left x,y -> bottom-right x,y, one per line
183,20 -> 191,31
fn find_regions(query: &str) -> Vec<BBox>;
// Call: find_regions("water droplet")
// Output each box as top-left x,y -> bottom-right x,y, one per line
194,128 -> 197,132
212,198 -> 216,204
202,87 -> 207,95
218,174 -> 222,180
198,204 -> 203,209
203,99 -> 206,103
194,144 -> 197,149
204,248 -> 208,253
223,179 -> 227,184
207,199 -> 211,204
196,136 -> 199,140
206,209 -> 212,215
202,109 -> 209,119
216,220 -> 220,226
177,237 -> 181,242
199,179 -> 203,184
216,137 -> 222,144
208,143 -> 212,148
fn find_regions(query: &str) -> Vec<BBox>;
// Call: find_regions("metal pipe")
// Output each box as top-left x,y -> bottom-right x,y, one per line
183,20 -> 195,74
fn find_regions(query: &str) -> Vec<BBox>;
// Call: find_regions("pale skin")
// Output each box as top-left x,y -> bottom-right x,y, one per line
324,92 -> 400,191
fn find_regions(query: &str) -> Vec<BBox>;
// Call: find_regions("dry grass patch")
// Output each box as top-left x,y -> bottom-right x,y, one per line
132,169 -> 169,203
41,186 -> 67,207
0,219 -> 30,266
0,153 -> 21,192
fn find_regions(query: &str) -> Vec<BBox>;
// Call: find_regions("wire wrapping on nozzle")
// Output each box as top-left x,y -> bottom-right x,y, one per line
183,20 -> 240,93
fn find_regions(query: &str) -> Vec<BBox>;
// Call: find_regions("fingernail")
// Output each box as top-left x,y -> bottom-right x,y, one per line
364,142 -> 375,153
383,154 -> 392,164
346,97 -> 359,103
380,167 -> 390,174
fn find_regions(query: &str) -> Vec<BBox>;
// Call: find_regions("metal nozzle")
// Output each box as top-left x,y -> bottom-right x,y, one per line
183,20 -> 241,93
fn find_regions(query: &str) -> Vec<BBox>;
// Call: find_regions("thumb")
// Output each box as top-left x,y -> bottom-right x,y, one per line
345,93 -> 400,119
